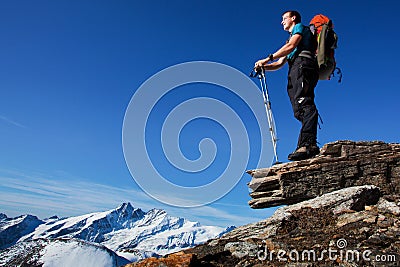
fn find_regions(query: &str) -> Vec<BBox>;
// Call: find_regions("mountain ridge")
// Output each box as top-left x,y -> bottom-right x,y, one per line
0,237 -> 130,267
0,202 -> 233,265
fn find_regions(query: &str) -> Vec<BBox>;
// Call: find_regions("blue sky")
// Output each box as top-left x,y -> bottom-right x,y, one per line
0,1 -> 399,227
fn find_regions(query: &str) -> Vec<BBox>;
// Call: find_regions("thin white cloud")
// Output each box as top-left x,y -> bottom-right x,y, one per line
0,174 -> 156,219
0,170 -> 270,227
180,204 -> 268,226
0,115 -> 26,128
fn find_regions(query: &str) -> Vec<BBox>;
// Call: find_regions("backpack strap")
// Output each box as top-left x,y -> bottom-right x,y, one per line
298,50 -> 316,60
331,67 -> 343,83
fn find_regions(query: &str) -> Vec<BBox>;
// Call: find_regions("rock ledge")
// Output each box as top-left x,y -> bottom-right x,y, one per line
247,140 -> 400,209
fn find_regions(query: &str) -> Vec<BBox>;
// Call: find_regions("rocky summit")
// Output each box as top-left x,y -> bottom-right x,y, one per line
127,140 -> 400,267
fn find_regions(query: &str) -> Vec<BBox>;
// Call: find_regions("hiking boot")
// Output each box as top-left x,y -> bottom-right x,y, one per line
288,146 -> 308,161
308,144 -> 320,158
288,145 -> 320,161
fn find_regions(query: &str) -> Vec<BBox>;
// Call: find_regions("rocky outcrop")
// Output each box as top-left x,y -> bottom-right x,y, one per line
126,140 -> 400,267
247,140 -> 400,209
185,185 -> 400,266
124,251 -> 196,267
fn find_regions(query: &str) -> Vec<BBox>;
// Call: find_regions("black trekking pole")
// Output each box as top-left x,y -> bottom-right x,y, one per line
250,68 -> 280,164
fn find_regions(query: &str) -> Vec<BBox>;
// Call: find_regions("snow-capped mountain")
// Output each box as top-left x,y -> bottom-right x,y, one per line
0,203 -> 234,263
0,214 -> 43,249
0,238 -> 130,267
19,203 -> 146,245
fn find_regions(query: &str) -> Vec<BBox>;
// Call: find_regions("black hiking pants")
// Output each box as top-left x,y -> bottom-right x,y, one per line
287,56 -> 319,148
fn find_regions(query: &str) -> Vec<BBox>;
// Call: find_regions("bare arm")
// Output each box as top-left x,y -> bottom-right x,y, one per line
254,33 -> 302,71
271,34 -> 302,60
263,57 -> 287,71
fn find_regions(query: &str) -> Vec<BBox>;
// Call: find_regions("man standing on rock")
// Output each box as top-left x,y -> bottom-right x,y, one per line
254,10 -> 320,161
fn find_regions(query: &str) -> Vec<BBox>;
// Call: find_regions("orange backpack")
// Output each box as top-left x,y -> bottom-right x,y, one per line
309,14 -> 341,82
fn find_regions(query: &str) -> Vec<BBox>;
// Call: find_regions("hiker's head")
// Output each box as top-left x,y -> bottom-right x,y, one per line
281,11 -> 301,31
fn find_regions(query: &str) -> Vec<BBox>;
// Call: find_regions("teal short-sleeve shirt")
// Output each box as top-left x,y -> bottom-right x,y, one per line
287,23 -> 314,60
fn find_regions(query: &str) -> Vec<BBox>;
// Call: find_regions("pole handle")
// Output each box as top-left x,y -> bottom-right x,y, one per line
249,68 -> 264,78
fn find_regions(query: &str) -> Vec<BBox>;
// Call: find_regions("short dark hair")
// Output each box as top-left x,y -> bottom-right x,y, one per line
282,10 -> 302,23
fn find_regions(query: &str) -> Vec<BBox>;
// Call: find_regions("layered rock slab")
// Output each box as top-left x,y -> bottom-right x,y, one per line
247,140 -> 400,209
